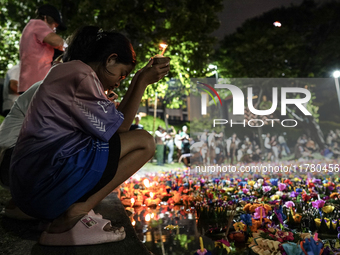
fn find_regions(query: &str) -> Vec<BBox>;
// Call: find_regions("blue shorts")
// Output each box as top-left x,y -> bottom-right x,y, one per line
11,133 -> 120,220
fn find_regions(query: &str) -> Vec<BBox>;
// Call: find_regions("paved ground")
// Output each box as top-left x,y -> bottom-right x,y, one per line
0,191 -> 152,255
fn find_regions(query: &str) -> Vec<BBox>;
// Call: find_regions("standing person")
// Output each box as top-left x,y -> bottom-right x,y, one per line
10,26 -> 170,246
226,133 -> 239,165
18,4 -> 67,93
129,114 -> 143,130
2,63 -> 20,116
155,126 -> 166,166
174,129 -> 182,162
180,125 -> 190,166
164,126 -> 176,164
270,135 -> 279,162
207,130 -> 216,164
278,133 -> 290,157
264,133 -> 272,161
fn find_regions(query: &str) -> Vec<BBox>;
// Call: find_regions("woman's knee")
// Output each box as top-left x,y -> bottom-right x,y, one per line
141,130 -> 156,155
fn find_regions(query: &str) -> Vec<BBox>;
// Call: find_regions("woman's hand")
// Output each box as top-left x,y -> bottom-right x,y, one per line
137,58 -> 170,87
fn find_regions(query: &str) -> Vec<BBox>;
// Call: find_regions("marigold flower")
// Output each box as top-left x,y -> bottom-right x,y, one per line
322,205 -> 334,214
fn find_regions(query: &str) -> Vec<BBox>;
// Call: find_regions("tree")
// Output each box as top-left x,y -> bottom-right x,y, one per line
213,0 -> 340,149
215,0 -> 340,78
0,0 -> 223,108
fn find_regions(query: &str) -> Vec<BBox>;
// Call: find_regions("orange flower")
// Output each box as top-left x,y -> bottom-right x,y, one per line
250,204 -> 261,213
264,204 -> 272,213
264,218 -> 272,224
330,192 -> 339,199
293,214 -> 302,223
250,223 -> 258,232
243,204 -> 251,212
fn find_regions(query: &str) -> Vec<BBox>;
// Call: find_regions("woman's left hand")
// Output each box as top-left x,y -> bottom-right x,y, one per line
137,58 -> 170,86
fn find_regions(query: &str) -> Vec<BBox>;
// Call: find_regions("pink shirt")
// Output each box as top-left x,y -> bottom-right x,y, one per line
18,19 -> 54,93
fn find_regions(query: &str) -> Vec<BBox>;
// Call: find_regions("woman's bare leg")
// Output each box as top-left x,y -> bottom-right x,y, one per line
47,130 -> 155,233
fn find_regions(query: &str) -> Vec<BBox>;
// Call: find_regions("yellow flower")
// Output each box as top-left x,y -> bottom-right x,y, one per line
322,205 -> 335,214
233,222 -> 246,231
271,195 -> 280,200
226,188 -> 234,192
315,218 -> 321,228
248,180 -> 256,187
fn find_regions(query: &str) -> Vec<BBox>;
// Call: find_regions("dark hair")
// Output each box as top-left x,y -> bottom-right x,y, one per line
63,26 -> 136,68
35,13 -> 56,25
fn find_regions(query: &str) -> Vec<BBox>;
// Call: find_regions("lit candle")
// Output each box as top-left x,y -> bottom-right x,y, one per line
199,236 -> 204,252
260,207 -> 263,224
160,43 -> 168,56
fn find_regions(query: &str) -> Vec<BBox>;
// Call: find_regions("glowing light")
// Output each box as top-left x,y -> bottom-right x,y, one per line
159,43 -> 168,55
151,213 -> 155,219
150,192 -> 154,199
273,21 -> 281,27
143,179 -> 150,188
145,213 -> 151,222
131,198 -> 135,205
132,220 -> 136,226
333,70 -> 340,78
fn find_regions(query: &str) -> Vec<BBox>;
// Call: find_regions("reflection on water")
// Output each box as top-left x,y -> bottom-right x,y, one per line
127,203 -> 248,255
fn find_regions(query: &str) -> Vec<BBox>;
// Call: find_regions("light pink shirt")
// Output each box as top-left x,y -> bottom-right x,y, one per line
18,19 -> 54,93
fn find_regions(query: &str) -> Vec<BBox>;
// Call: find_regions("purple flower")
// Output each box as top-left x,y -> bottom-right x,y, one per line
290,191 -> 299,198
262,186 -> 272,193
328,186 -> 335,191
284,201 -> 295,208
313,179 -> 322,184
243,188 -> 249,193
278,183 -> 287,191
312,200 -> 325,209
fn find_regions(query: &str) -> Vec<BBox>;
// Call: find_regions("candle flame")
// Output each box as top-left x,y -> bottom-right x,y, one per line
131,198 -> 135,204
145,213 -> 151,222
159,43 -> 168,56
143,179 -> 150,188
160,43 -> 167,48
151,213 -> 154,219
132,220 -> 136,226
150,192 -> 154,199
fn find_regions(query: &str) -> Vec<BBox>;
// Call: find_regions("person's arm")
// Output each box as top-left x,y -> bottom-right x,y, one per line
117,59 -> 169,132
9,79 -> 19,94
43,32 -> 64,51
117,60 -> 150,110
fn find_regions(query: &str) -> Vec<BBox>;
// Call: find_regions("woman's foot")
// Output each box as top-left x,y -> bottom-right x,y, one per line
47,211 -> 121,233
39,214 -> 126,246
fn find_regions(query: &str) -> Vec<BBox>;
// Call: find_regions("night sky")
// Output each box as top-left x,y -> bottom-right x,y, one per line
211,0 -> 328,40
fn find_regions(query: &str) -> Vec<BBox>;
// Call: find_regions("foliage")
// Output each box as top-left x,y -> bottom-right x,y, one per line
140,115 -> 166,133
215,0 -> 340,78
1,0 -> 223,109
212,1 -> 340,147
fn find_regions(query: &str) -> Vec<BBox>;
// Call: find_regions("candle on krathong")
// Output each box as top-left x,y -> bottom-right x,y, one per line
199,236 -> 205,252
160,43 -> 168,56
260,207 -> 263,224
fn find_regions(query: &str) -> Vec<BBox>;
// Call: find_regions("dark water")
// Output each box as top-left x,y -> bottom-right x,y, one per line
129,203 -> 250,255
